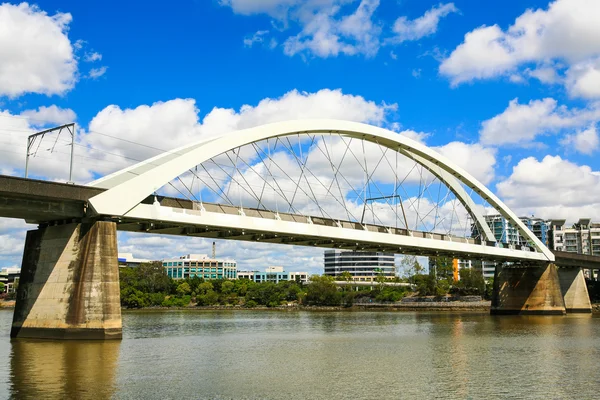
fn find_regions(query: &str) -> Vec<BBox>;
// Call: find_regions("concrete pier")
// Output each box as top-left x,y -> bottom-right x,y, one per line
11,221 -> 122,340
491,263 -> 566,315
558,268 -> 592,313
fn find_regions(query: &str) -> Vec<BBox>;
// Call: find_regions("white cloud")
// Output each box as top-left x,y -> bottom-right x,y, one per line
526,66 -> 560,84
83,51 -> 102,62
565,58 -> 600,99
20,105 -> 76,127
389,2 -> 457,43
560,125 -> 599,155
283,0 -> 381,58
479,97 -> 600,146
243,30 -> 270,47
0,107 -> 86,181
80,88 -> 397,181
0,3 -> 77,98
435,142 -> 496,185
224,0 -> 455,59
440,0 -> 600,88
496,155 -> 600,222
88,66 -> 108,79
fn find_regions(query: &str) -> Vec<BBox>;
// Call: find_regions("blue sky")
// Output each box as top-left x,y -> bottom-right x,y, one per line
1,0 -> 600,274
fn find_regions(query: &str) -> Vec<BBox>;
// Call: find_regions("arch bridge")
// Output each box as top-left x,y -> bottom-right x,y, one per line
5,120 -> 591,340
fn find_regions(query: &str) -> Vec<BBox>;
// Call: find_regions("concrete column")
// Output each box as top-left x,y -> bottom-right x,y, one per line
11,221 -> 122,339
558,267 -> 592,313
491,263 -> 566,315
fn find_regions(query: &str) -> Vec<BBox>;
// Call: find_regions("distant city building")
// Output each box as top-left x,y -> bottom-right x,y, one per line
0,267 -> 20,293
237,266 -> 309,284
118,253 -> 152,268
550,218 -> 600,256
471,214 -> 551,247
324,250 -> 395,282
464,214 -> 553,281
163,254 -> 237,280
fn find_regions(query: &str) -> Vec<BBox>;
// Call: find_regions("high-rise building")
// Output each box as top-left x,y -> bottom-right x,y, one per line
163,254 -> 237,280
324,250 -> 395,282
550,219 -> 600,256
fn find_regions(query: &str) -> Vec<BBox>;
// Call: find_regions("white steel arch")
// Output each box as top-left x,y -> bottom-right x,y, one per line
88,119 -> 554,262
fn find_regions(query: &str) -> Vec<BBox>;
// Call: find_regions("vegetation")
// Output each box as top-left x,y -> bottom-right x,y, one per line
118,262 -> 410,309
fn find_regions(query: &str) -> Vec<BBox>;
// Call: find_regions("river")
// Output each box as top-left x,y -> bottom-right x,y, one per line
0,309 -> 597,399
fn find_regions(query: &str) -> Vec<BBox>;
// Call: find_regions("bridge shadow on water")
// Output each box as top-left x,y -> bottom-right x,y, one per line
9,339 -> 120,400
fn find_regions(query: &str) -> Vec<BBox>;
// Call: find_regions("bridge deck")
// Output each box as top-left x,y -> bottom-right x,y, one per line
2,175 -> 599,267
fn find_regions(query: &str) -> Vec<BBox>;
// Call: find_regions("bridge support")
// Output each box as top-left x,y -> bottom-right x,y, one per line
491,263 -> 566,315
11,221 -> 122,340
557,268 -> 592,313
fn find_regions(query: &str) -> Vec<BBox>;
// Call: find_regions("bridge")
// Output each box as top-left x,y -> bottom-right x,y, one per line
0,119 -> 596,339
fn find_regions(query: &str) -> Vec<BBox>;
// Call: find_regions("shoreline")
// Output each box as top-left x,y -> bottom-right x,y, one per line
2,301 -> 599,313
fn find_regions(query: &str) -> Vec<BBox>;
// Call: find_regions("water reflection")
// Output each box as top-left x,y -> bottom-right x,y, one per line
10,339 -> 120,400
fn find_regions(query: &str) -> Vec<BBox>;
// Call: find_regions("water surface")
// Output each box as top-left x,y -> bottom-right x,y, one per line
0,309 -> 598,399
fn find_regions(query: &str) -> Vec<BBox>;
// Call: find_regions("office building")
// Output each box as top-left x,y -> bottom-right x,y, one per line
237,266 -> 309,284
163,254 -> 237,280
323,250 -> 395,282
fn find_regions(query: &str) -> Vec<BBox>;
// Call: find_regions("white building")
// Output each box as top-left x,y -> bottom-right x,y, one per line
551,219 -> 600,256
324,250 -> 395,282
163,254 -> 237,280
117,253 -> 152,267
238,266 -> 309,284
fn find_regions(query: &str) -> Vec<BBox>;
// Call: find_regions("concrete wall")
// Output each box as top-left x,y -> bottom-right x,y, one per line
491,264 -> 566,315
558,268 -> 592,313
11,221 -> 122,339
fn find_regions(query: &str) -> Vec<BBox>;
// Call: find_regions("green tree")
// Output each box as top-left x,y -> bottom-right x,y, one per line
0,282 -> 5,293
176,282 -> 192,296
304,275 -> 341,306
340,271 -> 353,292
453,268 -> 485,296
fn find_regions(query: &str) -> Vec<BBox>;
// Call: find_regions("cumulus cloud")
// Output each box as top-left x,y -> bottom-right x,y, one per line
440,0 -> 600,91
565,58 -> 600,99
434,142 -> 496,185
20,105 -> 76,127
0,3 -> 77,98
479,97 -> 600,146
560,125 -> 599,155
0,107 -> 83,180
496,155 -> 600,222
389,3 -> 457,44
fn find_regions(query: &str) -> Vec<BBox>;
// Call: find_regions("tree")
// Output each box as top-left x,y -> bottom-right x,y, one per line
399,255 -> 418,278
453,268 -> 485,296
176,282 -> 191,296
431,256 -> 453,280
0,282 -> 5,293
304,275 -> 341,306
340,271 -> 353,292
